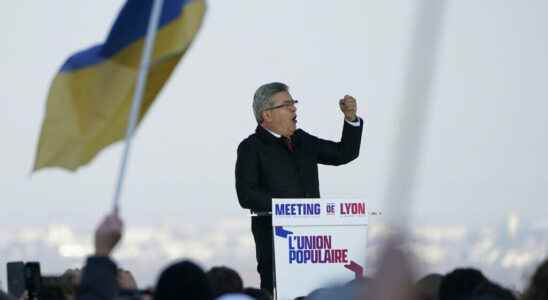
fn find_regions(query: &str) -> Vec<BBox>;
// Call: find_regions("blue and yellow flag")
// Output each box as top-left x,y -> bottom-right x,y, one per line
34,0 -> 206,171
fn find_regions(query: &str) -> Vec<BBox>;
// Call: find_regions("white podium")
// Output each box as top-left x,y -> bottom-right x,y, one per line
272,198 -> 368,300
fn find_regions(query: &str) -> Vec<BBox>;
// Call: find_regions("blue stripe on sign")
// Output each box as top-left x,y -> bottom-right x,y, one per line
60,0 -> 189,72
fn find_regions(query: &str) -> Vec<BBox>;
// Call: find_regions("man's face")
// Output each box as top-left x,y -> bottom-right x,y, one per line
262,91 -> 298,137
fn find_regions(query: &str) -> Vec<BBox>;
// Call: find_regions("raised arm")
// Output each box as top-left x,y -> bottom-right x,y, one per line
316,95 -> 364,165
315,118 -> 363,166
77,214 -> 123,300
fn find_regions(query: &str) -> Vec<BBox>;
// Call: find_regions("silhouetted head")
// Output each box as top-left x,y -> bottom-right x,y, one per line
206,266 -> 243,298
522,258 -> 548,300
416,273 -> 444,300
438,268 -> 488,300
154,260 -> 212,300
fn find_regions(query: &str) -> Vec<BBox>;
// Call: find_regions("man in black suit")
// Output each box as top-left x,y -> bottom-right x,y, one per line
235,82 -> 364,293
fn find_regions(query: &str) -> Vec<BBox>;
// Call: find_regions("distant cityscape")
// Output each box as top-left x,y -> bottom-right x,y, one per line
1,214 -> 547,291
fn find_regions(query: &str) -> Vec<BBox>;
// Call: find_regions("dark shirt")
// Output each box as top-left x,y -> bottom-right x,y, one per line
76,256 -> 118,300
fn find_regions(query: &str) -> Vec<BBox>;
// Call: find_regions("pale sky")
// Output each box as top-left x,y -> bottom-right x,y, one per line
1,0 -> 548,290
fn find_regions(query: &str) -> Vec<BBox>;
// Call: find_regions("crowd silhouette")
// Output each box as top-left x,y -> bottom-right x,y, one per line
2,213 -> 547,300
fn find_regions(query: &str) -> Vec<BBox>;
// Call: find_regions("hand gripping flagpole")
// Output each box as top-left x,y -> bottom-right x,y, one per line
112,0 -> 165,214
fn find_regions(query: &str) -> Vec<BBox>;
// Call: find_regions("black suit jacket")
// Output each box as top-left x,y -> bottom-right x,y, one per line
235,119 -> 363,212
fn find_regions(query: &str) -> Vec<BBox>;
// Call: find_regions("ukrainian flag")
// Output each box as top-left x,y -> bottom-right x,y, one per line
34,0 -> 206,171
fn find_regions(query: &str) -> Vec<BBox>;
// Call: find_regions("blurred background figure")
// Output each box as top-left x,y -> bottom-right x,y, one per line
415,273 -> 443,300
154,260 -> 212,300
242,287 -> 271,300
206,266 -> 243,299
438,268 -> 489,300
521,257 -> 548,300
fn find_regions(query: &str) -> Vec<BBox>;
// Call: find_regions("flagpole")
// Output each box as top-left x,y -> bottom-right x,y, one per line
384,0 -> 447,228
112,0 -> 165,214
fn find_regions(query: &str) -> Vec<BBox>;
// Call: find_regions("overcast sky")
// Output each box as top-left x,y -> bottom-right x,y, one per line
1,0 -> 548,290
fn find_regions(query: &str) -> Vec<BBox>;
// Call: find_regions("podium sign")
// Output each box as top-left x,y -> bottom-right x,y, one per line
272,198 -> 368,300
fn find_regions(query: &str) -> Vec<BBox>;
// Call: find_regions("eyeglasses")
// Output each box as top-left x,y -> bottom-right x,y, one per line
264,100 -> 299,111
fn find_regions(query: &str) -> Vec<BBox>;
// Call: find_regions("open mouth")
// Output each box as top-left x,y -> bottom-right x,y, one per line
292,116 -> 297,123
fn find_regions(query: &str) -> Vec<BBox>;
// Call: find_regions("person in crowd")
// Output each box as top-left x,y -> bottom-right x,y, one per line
76,213 -> 213,300
467,281 -> 516,300
118,269 -> 138,290
235,82 -> 364,293
76,213 -> 123,300
206,266 -> 243,298
0,290 -> 16,300
521,258 -> 548,300
242,287 -> 271,300
215,294 -> 253,300
438,268 -> 489,300
62,268 -> 82,300
117,268 -> 144,300
154,261 -> 212,300
415,273 -> 443,300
